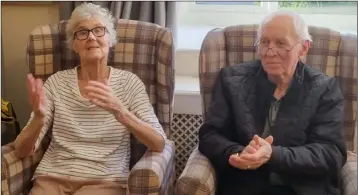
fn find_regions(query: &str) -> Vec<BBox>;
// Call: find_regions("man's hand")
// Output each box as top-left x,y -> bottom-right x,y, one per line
239,135 -> 273,166
229,135 -> 273,170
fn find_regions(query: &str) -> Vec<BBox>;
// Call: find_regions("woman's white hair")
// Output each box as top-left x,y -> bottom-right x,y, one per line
257,10 -> 313,43
66,3 -> 117,49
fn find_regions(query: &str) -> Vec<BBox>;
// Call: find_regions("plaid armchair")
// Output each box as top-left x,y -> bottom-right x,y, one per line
176,25 -> 357,195
1,19 -> 175,195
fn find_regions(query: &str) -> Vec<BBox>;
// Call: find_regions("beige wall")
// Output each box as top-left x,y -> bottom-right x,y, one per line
1,2 -> 60,128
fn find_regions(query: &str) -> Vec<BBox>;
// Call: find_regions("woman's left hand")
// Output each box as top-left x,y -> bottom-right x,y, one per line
84,80 -> 130,124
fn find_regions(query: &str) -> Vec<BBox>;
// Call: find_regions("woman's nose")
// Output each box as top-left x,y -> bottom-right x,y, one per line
87,31 -> 96,40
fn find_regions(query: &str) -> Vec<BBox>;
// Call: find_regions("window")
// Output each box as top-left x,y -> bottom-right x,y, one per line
195,1 -> 261,6
176,1 -> 357,50
279,1 -> 357,14
174,1 -> 357,114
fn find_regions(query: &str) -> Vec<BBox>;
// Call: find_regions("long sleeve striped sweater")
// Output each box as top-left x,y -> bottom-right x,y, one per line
27,66 -> 166,183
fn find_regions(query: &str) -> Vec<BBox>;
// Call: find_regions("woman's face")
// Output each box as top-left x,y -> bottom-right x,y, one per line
72,17 -> 110,63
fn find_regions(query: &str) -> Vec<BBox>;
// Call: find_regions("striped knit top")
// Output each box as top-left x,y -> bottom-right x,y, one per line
28,66 -> 166,183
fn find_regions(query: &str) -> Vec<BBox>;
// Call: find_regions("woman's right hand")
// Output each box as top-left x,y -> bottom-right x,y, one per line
27,74 -> 46,119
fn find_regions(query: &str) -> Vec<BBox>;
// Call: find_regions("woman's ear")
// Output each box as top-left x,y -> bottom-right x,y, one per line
72,42 -> 78,53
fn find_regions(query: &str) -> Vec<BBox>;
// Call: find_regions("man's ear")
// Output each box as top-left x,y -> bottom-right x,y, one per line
299,40 -> 311,58
108,37 -> 113,48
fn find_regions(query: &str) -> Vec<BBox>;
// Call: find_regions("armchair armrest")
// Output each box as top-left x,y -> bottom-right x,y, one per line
342,151 -> 357,195
128,139 -> 175,195
176,147 -> 216,195
1,142 -> 45,195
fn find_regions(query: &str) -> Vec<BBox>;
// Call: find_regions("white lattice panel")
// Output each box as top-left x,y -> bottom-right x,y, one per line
172,113 -> 203,178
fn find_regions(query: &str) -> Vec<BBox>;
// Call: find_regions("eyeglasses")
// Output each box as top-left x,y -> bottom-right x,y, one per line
74,26 -> 107,40
255,40 -> 301,58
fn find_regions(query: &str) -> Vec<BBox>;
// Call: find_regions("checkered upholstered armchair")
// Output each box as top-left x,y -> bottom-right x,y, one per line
176,25 -> 357,195
1,19 -> 175,195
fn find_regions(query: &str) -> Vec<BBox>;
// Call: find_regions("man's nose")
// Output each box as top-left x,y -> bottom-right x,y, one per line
266,48 -> 276,56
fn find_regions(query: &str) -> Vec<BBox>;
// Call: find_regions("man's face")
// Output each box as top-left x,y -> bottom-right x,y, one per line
258,15 -> 309,78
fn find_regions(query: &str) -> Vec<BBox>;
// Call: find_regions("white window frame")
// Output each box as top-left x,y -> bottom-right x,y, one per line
176,2 -> 357,75
184,1 -> 357,15
185,2 -> 273,13
177,1 -> 357,50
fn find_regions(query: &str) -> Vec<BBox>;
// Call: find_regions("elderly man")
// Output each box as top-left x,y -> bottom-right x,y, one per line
198,10 -> 347,195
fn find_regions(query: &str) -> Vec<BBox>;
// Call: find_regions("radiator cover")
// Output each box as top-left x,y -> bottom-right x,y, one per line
172,113 -> 203,178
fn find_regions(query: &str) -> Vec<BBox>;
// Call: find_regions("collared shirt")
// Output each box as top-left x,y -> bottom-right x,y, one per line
262,98 -> 284,185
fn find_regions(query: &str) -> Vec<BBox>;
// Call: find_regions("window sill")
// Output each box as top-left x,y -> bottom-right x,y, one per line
175,49 -> 200,77
174,75 -> 202,115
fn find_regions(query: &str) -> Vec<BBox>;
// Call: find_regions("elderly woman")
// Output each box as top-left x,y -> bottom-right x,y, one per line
198,11 -> 347,195
14,3 -> 165,195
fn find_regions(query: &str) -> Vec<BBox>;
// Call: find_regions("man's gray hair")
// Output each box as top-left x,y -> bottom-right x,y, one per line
66,3 -> 118,49
257,10 -> 313,43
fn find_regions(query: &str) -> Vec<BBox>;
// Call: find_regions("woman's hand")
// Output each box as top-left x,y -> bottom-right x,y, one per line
15,74 -> 47,158
27,74 -> 46,120
84,80 -> 130,124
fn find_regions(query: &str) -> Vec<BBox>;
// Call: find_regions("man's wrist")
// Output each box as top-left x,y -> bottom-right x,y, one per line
266,146 -> 281,167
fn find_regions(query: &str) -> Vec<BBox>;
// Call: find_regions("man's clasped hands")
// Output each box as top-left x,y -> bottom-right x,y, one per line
229,135 -> 274,170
